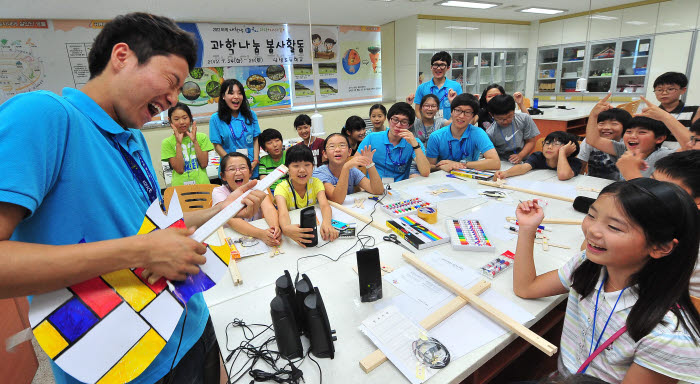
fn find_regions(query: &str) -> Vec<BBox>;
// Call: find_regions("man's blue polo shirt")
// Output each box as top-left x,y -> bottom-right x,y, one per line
0,88 -> 208,384
414,78 -> 462,120
426,124 -> 495,162
357,130 -> 425,182
209,111 -> 261,177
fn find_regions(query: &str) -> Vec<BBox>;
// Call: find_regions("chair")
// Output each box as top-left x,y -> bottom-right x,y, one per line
616,100 -> 641,115
523,97 -> 532,109
163,184 -> 217,212
692,295 -> 700,313
534,137 -> 545,153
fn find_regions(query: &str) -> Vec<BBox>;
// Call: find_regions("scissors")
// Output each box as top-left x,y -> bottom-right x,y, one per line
383,234 -> 413,252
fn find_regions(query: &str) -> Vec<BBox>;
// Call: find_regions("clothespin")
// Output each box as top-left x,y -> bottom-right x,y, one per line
353,198 -> 366,208
270,246 -> 285,257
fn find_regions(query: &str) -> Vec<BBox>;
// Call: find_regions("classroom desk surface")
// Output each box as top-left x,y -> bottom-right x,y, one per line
529,108 -> 591,122
202,166 -> 613,383
529,107 -> 592,139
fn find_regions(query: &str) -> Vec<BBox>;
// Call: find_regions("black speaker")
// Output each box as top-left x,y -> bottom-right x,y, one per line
270,295 -> 303,359
356,248 -> 382,302
299,206 -> 318,247
294,274 -> 314,335
275,270 -> 301,334
303,287 -> 336,358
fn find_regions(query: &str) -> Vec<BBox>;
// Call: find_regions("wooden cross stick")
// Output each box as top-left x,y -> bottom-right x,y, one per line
360,280 -> 491,373
328,200 -> 390,233
402,252 -> 558,356
478,180 -> 575,203
506,216 -> 583,225
217,227 -> 242,285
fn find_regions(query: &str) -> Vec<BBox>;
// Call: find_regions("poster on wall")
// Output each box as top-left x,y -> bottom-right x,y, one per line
316,62 -> 340,102
291,64 -> 315,106
337,26 -> 382,102
190,23 -> 310,67
223,65 -> 291,111
310,26 -> 339,62
0,19 -> 103,104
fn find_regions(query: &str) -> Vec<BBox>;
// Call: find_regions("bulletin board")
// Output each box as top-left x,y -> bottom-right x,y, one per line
0,19 -> 382,115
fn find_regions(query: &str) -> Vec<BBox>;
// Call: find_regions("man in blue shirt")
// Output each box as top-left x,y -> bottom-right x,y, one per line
0,13 -> 264,384
357,102 -> 431,181
426,94 -> 501,172
410,51 -> 462,121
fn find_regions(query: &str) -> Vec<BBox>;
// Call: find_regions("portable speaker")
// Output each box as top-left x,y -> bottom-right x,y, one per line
356,248 -> 382,302
299,206 -> 318,247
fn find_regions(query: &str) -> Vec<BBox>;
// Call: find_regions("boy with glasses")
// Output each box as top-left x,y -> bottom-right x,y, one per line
426,94 -> 500,172
409,51 -> 462,121
653,72 -> 699,131
485,94 -> 540,163
357,102 -> 430,181
494,131 -> 581,181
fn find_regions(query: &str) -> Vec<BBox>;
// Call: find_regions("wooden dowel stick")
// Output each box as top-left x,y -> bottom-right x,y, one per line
359,280 -> 491,373
217,227 -> 242,285
328,201 -> 390,233
402,253 -> 558,356
478,180 -> 575,202
506,217 -> 583,225
534,240 -> 570,249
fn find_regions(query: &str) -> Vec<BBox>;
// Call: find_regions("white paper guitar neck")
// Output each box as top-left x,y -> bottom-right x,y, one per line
191,165 -> 288,243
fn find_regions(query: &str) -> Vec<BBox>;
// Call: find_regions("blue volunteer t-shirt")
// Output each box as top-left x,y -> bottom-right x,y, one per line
357,131 -> 425,181
0,88 -> 208,384
209,110 -> 261,177
414,78 -> 462,120
313,165 -> 367,194
426,124 -> 494,162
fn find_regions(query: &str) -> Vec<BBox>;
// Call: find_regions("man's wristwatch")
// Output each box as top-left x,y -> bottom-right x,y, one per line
412,143 -> 420,150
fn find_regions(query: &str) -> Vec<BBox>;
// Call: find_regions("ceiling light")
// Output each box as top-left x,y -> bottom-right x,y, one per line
445,26 -> 480,30
518,7 -> 566,14
589,15 -> 617,20
625,21 -> 647,25
436,1 -> 500,9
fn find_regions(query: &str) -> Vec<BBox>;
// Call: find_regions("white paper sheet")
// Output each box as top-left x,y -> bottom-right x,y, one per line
463,201 -> 518,241
505,179 -> 577,199
360,305 -> 435,384
409,182 -> 479,203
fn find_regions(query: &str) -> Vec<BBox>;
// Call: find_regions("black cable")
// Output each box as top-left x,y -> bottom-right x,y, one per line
306,347 -> 322,384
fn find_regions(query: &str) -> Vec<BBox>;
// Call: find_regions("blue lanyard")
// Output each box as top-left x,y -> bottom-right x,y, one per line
110,137 -> 160,206
498,123 -> 517,155
384,144 -> 407,166
430,85 -> 449,105
583,276 -> 626,374
227,119 -> 248,141
447,137 -> 471,161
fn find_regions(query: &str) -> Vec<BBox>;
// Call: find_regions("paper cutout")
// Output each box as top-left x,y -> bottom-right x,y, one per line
29,193 -> 233,384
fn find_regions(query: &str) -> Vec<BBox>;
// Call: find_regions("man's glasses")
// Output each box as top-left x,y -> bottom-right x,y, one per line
390,117 -> 410,127
431,63 -> 447,69
452,109 -> 474,117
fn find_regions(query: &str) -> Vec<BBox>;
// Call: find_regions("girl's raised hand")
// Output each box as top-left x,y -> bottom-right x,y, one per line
173,126 -> 185,144
515,200 -> 544,230
186,120 -> 198,142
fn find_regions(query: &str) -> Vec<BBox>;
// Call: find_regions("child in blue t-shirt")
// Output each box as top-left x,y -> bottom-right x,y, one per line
495,131 -> 582,181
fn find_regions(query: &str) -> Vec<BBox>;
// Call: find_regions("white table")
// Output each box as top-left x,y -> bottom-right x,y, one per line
530,107 -> 592,138
202,167 -> 613,383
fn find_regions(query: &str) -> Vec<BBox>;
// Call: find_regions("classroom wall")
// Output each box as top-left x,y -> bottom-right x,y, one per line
533,0 -> 700,106
145,103 -> 373,188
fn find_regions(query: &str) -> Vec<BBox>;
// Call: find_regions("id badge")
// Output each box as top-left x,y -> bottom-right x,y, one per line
184,180 -> 195,185
237,148 -> 248,157
436,109 -> 444,120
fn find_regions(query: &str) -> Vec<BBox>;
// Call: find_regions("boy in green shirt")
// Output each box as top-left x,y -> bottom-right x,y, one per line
258,128 -> 286,191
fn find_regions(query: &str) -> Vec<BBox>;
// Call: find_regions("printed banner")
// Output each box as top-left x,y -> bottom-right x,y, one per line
197,23 -> 310,66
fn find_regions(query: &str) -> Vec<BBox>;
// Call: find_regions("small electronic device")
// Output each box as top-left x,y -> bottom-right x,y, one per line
275,270 -> 301,334
303,287 -> 336,358
299,206 -> 318,247
294,274 -> 314,335
445,218 -> 494,252
356,248 -> 382,302
270,295 -> 304,359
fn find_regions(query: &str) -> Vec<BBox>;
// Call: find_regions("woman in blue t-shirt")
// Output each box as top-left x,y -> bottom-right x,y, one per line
209,79 -> 261,177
